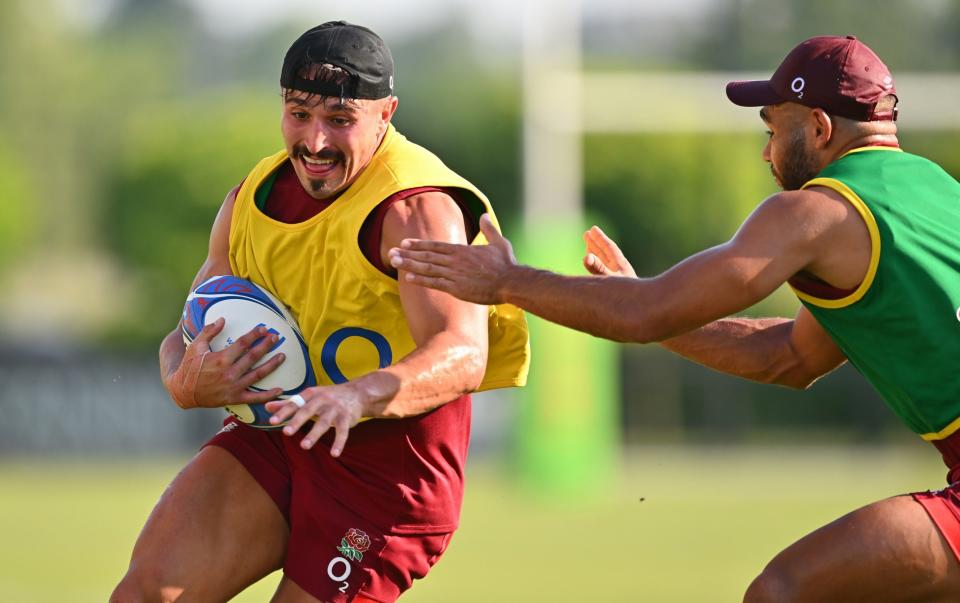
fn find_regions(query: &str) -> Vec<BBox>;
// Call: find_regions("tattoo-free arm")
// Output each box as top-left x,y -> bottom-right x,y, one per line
660,306 -> 847,389
356,191 -> 488,418
501,190 -> 835,342
160,186 -> 284,409
392,188 -> 860,348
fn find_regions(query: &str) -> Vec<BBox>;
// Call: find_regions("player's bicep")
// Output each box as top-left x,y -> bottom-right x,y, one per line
724,194 -> 824,296
381,193 -> 488,350
644,192 -> 832,336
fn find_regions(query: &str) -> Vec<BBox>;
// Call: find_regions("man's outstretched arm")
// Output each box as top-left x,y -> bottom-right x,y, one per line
390,190 -> 836,344
581,221 -> 847,388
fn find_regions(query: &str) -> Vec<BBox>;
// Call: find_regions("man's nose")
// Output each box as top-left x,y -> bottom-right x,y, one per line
304,124 -> 327,154
761,139 -> 772,162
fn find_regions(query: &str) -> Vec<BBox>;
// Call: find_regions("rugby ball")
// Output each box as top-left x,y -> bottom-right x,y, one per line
181,275 -> 316,429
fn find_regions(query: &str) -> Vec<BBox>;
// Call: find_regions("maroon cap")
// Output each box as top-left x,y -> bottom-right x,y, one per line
726,35 -> 897,121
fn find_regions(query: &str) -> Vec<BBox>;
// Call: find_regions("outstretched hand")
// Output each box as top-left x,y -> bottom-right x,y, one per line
387,214 -> 518,305
582,226 -> 637,278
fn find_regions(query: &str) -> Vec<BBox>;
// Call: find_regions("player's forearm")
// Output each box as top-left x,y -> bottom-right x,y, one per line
499,266 -> 674,343
159,326 -> 186,388
352,332 -> 487,419
660,317 -> 813,387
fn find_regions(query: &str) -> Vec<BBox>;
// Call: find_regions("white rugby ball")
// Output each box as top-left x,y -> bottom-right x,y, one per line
181,275 -> 315,428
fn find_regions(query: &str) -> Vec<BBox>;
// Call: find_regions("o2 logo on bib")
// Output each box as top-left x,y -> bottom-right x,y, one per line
320,327 -> 393,384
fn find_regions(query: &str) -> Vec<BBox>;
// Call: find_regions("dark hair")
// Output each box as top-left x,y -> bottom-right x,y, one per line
281,63 -> 356,107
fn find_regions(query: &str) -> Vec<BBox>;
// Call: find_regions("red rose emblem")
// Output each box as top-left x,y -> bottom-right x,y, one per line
345,528 -> 371,553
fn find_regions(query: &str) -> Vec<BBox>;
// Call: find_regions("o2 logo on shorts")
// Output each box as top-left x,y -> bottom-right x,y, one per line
327,528 -> 373,594
327,556 -> 352,594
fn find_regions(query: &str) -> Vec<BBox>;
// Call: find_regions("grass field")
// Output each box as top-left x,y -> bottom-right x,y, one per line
0,444 -> 945,602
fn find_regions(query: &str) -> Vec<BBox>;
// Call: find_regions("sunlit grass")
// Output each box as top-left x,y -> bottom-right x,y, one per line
0,444 -> 944,602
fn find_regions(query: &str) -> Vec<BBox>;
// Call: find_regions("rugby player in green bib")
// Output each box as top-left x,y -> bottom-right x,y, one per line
390,36 -> 960,601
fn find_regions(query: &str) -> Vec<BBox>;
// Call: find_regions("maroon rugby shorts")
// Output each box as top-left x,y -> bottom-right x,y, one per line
204,418 -> 454,602
914,484 -> 960,563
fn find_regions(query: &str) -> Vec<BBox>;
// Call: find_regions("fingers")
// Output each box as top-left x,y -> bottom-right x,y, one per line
299,407 -> 337,450
584,227 -> 615,265
395,238 -> 461,254
590,226 -> 628,263
590,224 -> 613,243
237,352 -> 286,388
480,214 -> 517,260
191,317 -> 224,348
274,393 -> 322,437
233,331 -> 284,374
239,387 -> 284,404
266,391 -> 358,456
478,214 -> 503,244
401,272 -> 456,293
584,225 -> 636,278
583,253 -> 607,275
329,421 -> 350,457
266,399 -> 302,425
221,324 -> 269,363
389,253 -> 454,278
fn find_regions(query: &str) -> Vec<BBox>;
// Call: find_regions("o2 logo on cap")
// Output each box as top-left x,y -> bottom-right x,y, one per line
791,77 -> 806,99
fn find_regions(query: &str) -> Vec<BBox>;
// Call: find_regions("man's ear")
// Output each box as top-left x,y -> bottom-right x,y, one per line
379,96 -> 399,130
810,108 -> 834,150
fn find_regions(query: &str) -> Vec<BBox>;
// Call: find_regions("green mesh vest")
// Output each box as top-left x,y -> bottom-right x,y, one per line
792,147 -> 960,440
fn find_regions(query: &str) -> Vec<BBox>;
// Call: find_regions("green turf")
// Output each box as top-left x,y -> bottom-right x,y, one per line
0,444 -> 945,602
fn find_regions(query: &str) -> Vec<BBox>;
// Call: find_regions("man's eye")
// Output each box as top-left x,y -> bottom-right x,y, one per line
292,111 -> 309,120
331,117 -> 351,126
765,130 -> 773,138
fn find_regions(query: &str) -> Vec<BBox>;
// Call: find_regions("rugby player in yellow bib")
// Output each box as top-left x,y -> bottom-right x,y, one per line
112,22 -> 528,603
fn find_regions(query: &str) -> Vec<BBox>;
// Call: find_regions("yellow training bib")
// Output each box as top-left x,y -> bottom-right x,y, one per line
229,125 -> 529,391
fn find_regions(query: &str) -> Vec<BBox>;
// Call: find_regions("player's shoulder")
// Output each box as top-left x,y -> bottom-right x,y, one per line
756,187 -> 852,225
224,184 -> 241,205
380,189 -> 467,247
383,189 -> 460,222
210,183 -> 244,234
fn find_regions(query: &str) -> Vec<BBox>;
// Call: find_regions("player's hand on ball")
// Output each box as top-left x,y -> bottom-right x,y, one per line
388,213 -> 517,305
583,226 -> 637,278
265,387 -> 363,457
167,319 -> 285,409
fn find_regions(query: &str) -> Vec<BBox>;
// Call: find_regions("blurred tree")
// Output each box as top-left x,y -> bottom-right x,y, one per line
584,134 -> 770,268
692,0 -> 955,71
0,1 -> 58,265
98,94 -> 278,345
390,19 -> 523,224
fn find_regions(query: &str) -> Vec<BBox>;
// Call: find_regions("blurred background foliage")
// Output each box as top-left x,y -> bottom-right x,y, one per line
2,0 -> 959,440
4,2 -> 960,600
